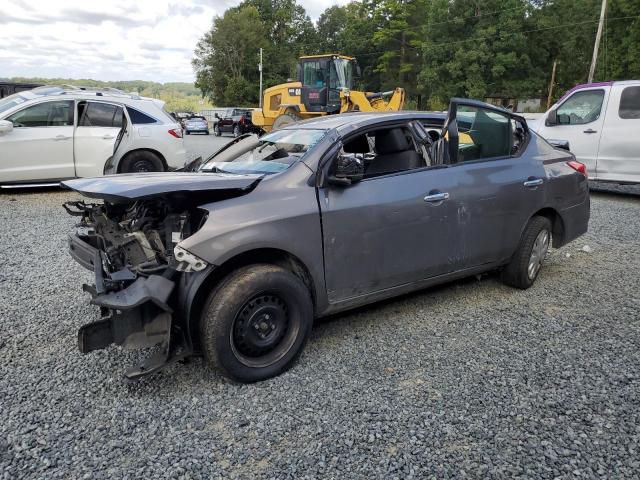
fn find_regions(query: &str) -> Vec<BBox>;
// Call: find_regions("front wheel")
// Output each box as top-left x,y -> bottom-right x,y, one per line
200,264 -> 313,383
501,216 -> 552,289
233,124 -> 240,137
214,125 -> 221,136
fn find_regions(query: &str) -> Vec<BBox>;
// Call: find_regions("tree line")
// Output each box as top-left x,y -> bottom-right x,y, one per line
192,0 -> 639,110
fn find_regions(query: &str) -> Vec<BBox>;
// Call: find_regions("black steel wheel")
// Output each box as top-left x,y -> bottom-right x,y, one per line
119,151 -> 164,173
200,264 -> 313,382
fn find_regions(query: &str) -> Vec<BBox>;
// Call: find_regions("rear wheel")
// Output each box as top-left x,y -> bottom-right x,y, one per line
119,151 -> 164,173
501,216 -> 552,289
273,112 -> 302,130
200,264 -> 313,383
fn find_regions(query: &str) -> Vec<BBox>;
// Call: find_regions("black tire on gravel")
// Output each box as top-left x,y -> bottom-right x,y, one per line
200,264 -> 313,383
119,150 -> 164,173
501,215 -> 552,290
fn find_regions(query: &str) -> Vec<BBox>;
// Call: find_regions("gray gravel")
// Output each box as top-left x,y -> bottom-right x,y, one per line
1,183 -> 639,479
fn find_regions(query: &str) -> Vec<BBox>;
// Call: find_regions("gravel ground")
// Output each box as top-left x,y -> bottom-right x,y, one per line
1,183 -> 639,479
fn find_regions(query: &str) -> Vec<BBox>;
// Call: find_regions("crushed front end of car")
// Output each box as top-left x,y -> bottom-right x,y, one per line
61,173 -> 261,378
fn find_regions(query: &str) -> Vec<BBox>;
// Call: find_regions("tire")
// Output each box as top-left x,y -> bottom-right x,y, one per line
214,125 -> 221,136
205,130 -> 210,135
185,130 -> 190,135
200,264 -> 313,383
233,124 -> 240,137
273,112 -> 302,130
119,150 -> 164,173
501,216 -> 552,289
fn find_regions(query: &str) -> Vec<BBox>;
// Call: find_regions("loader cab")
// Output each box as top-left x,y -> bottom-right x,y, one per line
297,55 -> 356,114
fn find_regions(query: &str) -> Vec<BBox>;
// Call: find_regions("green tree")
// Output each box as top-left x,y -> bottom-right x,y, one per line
192,6 -> 267,106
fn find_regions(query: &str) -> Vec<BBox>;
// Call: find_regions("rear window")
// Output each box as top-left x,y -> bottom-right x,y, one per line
80,102 -> 124,128
127,107 -> 157,124
619,86 -> 640,119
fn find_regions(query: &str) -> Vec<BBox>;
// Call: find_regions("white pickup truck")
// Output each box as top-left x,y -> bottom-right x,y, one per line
535,80 -> 640,184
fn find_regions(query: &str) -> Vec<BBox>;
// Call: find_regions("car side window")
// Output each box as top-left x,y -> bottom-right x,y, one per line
619,86 -> 640,120
6,100 -> 74,127
127,106 -> 157,124
456,106 -> 511,162
556,89 -> 605,125
79,102 -> 124,128
342,126 -> 425,179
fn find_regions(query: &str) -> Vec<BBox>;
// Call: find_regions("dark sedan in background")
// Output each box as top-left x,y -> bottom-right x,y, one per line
63,98 -> 589,383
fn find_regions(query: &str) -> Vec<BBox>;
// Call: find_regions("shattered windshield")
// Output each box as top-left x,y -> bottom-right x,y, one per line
201,128 -> 326,175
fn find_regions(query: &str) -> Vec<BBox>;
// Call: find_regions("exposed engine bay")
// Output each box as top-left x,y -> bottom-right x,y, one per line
63,198 -> 211,379
64,199 -> 208,290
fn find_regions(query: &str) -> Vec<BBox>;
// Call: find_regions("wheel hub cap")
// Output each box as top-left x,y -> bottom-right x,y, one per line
528,229 -> 550,280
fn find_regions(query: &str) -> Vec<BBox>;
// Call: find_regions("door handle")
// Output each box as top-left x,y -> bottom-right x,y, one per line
523,178 -> 544,188
54,135 -> 70,141
424,192 -> 450,203
583,129 -> 598,134
102,134 -> 115,140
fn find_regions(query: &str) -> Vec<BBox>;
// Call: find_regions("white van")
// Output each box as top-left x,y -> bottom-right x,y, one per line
535,80 -> 640,184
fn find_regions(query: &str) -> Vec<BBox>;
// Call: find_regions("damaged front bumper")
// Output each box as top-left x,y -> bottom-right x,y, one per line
68,233 -> 207,379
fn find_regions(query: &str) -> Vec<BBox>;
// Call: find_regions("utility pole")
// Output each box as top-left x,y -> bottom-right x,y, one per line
547,59 -> 557,110
258,48 -> 263,108
588,0 -> 608,83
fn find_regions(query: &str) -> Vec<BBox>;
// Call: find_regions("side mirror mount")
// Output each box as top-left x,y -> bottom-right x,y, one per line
327,153 -> 365,186
0,120 -> 13,135
545,109 -> 558,127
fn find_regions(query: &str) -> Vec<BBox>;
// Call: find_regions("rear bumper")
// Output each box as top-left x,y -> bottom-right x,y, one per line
558,195 -> 590,247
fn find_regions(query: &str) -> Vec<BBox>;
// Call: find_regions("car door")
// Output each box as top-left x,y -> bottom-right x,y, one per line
432,99 -> 546,266
595,84 -> 640,183
537,88 -> 608,178
318,123 -> 463,303
0,100 -> 75,183
73,101 -> 125,177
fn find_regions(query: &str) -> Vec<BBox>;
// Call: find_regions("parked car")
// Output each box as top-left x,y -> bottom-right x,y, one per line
63,98 -> 589,383
535,80 -> 640,184
184,116 -> 209,135
214,108 -> 255,137
0,86 -> 187,187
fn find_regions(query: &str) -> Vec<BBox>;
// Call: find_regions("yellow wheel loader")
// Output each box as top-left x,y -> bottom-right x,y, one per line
251,54 -> 405,132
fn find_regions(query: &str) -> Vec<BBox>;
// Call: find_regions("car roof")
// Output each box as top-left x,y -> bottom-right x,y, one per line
11,86 -> 163,108
282,111 -> 447,133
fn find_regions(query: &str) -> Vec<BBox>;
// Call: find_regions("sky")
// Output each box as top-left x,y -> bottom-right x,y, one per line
0,0 -> 350,83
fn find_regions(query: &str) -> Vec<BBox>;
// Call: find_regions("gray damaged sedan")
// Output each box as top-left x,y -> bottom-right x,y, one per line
63,98 -> 590,383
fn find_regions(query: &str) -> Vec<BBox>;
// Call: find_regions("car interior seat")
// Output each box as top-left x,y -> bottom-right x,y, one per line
366,128 -> 422,176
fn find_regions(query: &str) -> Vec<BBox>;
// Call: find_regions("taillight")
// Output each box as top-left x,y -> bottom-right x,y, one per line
567,160 -> 588,178
168,128 -> 183,138
239,116 -> 246,125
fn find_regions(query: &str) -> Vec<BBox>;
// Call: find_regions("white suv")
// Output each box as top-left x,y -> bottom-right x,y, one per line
0,86 -> 187,187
